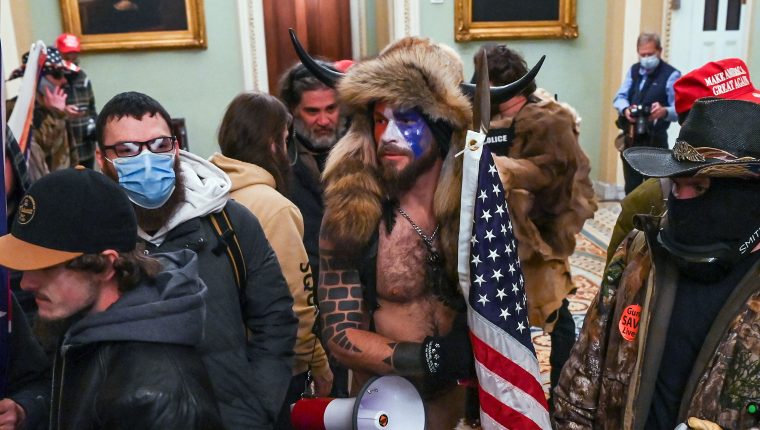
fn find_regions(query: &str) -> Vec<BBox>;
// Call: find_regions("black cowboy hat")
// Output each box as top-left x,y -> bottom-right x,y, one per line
623,98 -> 760,179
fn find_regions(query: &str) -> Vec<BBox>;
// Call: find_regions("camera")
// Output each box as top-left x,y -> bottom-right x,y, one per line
629,104 -> 651,136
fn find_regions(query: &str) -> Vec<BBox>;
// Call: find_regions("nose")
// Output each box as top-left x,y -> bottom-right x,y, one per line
380,119 -> 403,145
316,112 -> 331,126
671,177 -> 710,199
20,271 -> 41,292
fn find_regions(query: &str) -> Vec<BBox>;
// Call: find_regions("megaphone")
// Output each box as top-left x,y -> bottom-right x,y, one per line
291,375 -> 426,430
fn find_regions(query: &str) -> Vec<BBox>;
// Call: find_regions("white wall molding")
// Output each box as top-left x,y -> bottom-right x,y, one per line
237,0 -> 269,92
392,0 -> 420,40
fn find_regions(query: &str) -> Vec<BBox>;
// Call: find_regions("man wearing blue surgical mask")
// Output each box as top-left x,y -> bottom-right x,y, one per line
613,32 -> 681,194
95,91 -> 297,430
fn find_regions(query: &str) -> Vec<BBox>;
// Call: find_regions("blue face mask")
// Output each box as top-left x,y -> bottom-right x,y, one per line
110,151 -> 176,209
639,55 -> 660,71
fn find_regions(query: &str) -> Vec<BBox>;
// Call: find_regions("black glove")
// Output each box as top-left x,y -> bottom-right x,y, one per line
420,311 -> 474,383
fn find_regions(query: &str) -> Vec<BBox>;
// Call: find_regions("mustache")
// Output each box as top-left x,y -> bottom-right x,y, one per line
377,144 -> 413,157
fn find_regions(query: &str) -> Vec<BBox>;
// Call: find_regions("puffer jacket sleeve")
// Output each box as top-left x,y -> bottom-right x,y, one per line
227,201 -> 298,425
552,235 -> 631,428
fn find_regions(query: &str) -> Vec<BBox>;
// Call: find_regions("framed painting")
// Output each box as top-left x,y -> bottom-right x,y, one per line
60,0 -> 207,51
455,0 -> 578,41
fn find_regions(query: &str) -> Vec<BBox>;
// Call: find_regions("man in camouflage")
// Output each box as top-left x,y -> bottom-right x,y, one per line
554,98 -> 760,429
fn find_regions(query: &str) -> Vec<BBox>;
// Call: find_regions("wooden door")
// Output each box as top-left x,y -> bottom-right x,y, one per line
263,0 -> 353,95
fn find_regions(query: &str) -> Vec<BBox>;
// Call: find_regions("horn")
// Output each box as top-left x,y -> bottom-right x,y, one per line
461,55 -> 546,105
289,28 -> 345,88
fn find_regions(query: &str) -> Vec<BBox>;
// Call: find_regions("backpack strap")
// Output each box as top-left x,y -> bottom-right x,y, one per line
208,208 -> 247,295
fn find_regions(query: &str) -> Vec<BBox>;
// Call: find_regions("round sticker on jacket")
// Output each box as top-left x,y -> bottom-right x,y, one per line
618,304 -> 641,341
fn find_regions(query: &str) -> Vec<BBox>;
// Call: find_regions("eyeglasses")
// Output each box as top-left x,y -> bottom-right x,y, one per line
103,136 -> 177,158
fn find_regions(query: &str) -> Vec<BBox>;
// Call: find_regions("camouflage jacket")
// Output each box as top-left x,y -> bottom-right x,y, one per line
553,215 -> 760,429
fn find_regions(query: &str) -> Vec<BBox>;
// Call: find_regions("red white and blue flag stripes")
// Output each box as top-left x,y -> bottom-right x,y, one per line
458,136 -> 550,430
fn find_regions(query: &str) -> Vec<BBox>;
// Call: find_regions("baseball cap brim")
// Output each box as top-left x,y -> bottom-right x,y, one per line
0,234 -> 83,271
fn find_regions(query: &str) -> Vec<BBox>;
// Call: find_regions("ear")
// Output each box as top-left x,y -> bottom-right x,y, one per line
95,147 -> 105,169
99,249 -> 120,283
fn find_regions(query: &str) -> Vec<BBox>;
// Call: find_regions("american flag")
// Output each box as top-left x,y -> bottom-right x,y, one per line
458,141 -> 550,429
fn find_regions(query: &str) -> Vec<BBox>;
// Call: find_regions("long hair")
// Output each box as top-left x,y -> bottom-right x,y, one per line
217,92 -> 293,194
66,244 -> 161,293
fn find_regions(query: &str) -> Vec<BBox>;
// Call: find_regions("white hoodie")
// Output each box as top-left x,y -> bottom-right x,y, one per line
138,150 -> 231,246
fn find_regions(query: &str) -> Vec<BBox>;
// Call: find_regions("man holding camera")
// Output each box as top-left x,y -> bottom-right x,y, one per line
613,32 -> 681,194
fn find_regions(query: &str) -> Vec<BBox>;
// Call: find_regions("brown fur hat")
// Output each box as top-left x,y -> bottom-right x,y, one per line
321,37 -> 472,282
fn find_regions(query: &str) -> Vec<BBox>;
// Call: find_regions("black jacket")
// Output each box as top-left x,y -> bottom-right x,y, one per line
50,251 -> 223,430
7,293 -> 49,430
143,199 -> 297,429
289,137 -> 328,283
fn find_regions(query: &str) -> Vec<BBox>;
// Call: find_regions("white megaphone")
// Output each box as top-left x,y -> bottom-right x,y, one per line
290,375 -> 426,430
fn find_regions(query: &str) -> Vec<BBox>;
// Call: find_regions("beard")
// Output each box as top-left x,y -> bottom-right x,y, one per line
294,116 -> 339,150
378,144 -> 440,198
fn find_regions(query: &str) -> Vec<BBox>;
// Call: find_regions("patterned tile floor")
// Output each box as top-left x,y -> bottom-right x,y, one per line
531,201 -> 621,395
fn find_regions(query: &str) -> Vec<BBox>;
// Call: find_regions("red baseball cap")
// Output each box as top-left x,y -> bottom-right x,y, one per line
675,58 -> 760,114
56,33 -> 81,54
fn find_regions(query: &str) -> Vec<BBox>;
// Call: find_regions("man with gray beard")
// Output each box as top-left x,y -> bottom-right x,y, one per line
278,61 -> 350,397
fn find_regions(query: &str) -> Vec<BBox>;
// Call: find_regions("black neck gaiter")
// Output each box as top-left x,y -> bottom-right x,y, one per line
660,178 -> 760,282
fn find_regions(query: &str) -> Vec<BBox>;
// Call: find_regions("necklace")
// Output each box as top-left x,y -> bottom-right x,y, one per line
397,207 -> 441,265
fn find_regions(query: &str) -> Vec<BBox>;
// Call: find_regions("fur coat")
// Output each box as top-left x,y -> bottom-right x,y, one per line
491,89 -> 597,330
321,37 -> 472,286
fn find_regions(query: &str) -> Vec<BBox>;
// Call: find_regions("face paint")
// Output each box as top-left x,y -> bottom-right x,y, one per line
373,103 -> 432,160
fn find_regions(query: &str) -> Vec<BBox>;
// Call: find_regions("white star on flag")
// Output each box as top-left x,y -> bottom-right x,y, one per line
492,269 -> 504,282
496,288 -> 507,300
495,204 -> 505,217
479,189 -> 488,202
488,163 -> 497,177
478,294 -> 490,306
499,308 -> 511,320
492,184 -> 501,196
484,230 -> 496,242
508,264 -> 516,275
481,209 -> 492,222
474,274 -> 486,286
472,254 -> 482,267
487,249 -> 499,262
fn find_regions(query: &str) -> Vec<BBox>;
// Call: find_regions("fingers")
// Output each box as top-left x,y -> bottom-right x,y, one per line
0,399 -> 24,430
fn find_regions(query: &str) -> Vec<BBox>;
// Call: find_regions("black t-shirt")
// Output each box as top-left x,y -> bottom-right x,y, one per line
646,253 -> 760,429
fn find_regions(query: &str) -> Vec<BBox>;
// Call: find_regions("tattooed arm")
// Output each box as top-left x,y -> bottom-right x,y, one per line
318,240 -> 423,376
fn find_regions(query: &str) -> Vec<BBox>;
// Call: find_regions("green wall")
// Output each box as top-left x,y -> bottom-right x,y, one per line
419,0 -> 608,179
27,0 -> 245,158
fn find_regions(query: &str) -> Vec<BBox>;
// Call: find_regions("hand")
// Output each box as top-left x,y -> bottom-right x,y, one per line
0,398 -> 26,430
624,107 -> 634,123
312,369 -> 334,397
421,312 -> 473,383
649,102 -> 667,120
43,86 -> 67,112
64,105 -> 85,118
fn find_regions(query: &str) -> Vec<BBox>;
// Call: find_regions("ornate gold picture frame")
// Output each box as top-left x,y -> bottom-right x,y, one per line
60,0 -> 207,51
455,0 -> 578,41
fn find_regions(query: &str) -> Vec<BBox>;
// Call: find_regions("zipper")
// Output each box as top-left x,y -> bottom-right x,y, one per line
52,345 -> 68,430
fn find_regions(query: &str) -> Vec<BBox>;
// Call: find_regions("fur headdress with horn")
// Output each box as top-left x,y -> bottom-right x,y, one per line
321,37 -> 472,285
